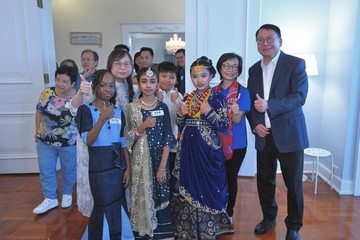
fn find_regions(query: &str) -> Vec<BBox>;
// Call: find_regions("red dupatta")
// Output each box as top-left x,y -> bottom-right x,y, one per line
214,81 -> 239,160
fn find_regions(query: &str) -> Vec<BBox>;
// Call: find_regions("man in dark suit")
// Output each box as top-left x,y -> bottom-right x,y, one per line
246,24 -> 309,240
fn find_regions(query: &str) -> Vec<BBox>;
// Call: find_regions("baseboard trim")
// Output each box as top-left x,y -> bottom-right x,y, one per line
303,161 -> 353,195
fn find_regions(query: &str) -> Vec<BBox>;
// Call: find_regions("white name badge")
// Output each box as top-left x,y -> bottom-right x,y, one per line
151,110 -> 164,117
109,118 -> 121,124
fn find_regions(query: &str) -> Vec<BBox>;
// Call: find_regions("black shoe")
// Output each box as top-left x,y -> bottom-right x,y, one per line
254,219 -> 276,235
285,230 -> 300,240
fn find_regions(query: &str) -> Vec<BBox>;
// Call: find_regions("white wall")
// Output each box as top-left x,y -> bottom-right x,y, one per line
260,0 -> 330,153
52,0 -> 184,71
323,0 -> 359,185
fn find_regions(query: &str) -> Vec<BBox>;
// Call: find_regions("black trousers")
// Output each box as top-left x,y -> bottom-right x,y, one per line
225,147 -> 247,217
257,133 -> 304,231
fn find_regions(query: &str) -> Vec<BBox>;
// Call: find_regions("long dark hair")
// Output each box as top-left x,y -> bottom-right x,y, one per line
106,49 -> 135,102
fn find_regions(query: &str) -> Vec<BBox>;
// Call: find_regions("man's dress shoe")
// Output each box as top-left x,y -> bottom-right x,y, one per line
285,230 -> 300,240
254,219 -> 276,234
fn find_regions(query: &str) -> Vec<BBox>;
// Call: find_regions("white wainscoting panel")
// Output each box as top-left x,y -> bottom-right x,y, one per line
0,0 -> 53,173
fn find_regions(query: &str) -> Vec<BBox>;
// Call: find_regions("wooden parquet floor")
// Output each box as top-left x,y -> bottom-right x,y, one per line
0,173 -> 359,240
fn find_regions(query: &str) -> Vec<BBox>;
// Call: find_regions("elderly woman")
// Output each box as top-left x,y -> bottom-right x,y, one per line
33,64 -> 78,214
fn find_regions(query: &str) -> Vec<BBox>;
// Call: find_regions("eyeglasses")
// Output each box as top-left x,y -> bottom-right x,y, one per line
256,36 -> 277,45
80,58 -> 94,62
55,77 -> 71,85
222,64 -> 238,71
113,61 -> 131,69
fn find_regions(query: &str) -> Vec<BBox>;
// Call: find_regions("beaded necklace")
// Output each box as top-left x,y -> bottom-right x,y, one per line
140,98 -> 158,107
185,88 -> 212,118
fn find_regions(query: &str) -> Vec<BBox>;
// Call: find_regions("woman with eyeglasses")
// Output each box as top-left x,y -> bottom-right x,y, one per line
33,65 -> 78,215
214,53 -> 251,224
107,49 -> 138,113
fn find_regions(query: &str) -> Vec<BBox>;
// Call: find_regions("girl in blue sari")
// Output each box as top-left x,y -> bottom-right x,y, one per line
172,57 -> 235,239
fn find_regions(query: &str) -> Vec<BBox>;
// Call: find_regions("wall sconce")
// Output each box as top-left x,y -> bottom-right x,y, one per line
295,54 -> 319,76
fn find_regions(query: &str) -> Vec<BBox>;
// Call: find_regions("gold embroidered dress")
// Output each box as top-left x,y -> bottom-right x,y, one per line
125,101 -> 176,239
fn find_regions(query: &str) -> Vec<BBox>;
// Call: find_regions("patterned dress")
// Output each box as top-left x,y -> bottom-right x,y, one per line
171,89 -> 235,239
125,101 -> 176,239
115,81 -> 129,113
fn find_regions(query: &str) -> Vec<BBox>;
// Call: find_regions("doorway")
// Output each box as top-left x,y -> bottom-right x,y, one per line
121,23 -> 185,64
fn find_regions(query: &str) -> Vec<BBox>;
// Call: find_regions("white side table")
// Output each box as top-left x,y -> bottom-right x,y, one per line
304,148 -> 334,195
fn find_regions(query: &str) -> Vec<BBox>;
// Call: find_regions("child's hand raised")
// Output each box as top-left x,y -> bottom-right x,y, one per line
178,101 -> 188,116
100,101 -> 114,120
171,88 -> 179,102
200,99 -> 211,115
143,115 -> 156,128
156,89 -> 164,101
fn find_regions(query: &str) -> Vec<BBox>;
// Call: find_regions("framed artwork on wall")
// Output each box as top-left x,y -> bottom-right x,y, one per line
70,32 -> 102,45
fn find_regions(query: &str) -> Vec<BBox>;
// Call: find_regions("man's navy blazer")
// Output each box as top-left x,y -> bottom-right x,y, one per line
246,51 -> 309,153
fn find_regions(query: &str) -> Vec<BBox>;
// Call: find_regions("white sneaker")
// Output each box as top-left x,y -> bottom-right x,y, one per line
33,198 -> 59,214
61,194 -> 72,208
